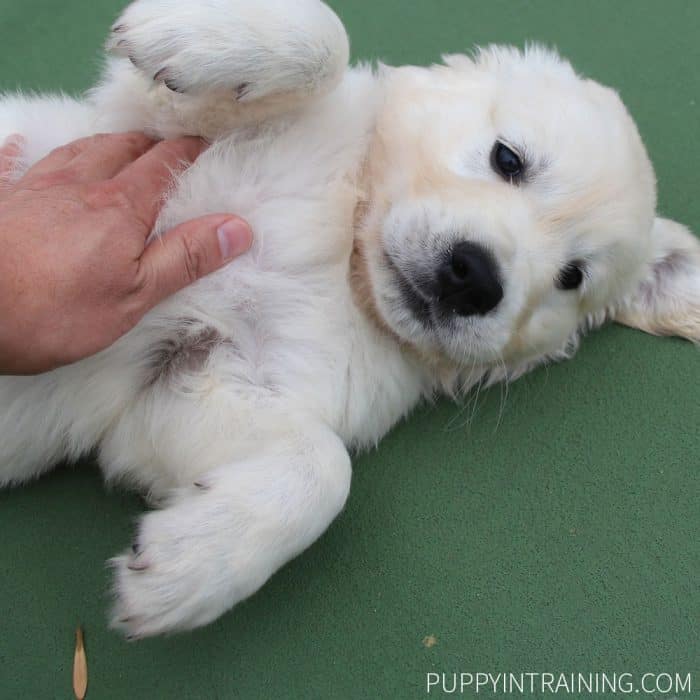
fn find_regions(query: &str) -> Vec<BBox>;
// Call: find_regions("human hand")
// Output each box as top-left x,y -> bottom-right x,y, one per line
0,134 -> 24,190
0,132 -> 252,375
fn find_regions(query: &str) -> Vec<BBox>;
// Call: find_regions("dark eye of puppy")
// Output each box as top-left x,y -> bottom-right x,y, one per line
557,262 -> 585,291
491,142 -> 524,181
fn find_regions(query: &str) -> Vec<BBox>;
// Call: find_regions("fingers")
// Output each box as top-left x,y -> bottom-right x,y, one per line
20,132 -> 156,187
137,215 -> 253,309
67,132 -> 157,181
0,134 -> 24,192
114,137 -> 208,229
11,134 -> 204,230
0,134 -> 24,168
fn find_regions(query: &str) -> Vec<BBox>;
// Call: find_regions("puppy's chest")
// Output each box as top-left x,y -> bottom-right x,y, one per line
141,75 -> 427,444
150,185 -> 423,445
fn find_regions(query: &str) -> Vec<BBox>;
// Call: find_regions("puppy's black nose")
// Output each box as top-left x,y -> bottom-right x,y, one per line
436,242 -> 503,316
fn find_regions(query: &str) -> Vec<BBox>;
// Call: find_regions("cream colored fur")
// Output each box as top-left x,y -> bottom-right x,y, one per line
0,0 -> 697,638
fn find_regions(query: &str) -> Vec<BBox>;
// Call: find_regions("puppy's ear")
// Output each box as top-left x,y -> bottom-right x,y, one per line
614,217 -> 700,342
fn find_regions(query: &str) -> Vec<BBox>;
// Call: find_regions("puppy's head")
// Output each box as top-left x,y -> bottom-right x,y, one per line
357,46 -> 700,382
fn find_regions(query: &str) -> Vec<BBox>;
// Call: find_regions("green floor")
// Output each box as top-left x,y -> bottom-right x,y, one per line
0,1 -> 698,698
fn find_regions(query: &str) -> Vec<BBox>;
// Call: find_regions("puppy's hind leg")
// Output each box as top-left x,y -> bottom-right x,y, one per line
110,420 -> 352,638
0,376 -> 76,488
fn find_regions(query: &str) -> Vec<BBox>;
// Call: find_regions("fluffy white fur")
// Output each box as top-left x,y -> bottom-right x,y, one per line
0,0 -> 697,638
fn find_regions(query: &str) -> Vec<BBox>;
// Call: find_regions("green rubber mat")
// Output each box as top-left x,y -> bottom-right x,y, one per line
0,1 -> 697,698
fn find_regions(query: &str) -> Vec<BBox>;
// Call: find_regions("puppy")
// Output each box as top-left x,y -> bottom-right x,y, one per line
0,0 -> 697,638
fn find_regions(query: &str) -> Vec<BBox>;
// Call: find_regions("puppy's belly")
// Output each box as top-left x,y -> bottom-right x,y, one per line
97,255 -> 425,495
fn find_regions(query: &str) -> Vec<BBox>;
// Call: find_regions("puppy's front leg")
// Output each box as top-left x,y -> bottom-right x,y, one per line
111,422 -> 351,638
109,0 -> 348,99
94,0 -> 350,139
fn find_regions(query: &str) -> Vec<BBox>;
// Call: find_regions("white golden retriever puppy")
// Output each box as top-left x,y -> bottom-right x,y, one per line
0,0 -> 698,638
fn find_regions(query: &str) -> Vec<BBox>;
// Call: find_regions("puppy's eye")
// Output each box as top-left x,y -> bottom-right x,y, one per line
557,262 -> 585,291
491,142 -> 524,181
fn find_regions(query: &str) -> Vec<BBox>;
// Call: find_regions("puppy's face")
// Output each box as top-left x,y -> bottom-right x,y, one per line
358,47 -> 700,379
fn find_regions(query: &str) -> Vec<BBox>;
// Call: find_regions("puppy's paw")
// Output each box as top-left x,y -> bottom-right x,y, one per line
107,0 -> 349,101
109,483 -> 274,639
107,2 -> 238,98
